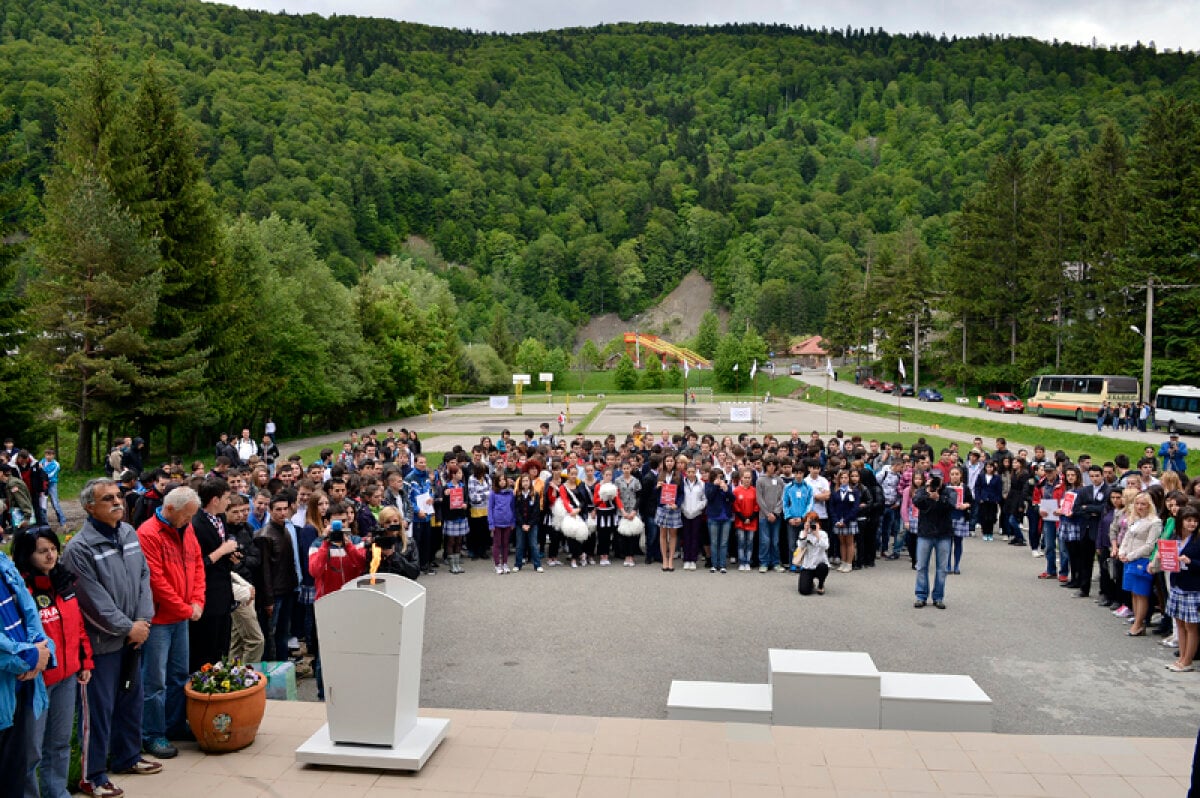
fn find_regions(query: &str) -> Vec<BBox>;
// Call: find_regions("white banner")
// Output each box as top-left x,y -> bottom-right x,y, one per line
489,396 -> 510,409
729,406 -> 753,423
512,373 -> 532,385
538,372 -> 554,383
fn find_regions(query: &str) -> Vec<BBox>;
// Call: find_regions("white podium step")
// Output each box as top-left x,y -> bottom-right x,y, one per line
768,649 -> 881,729
667,681 -> 773,724
879,672 -> 993,732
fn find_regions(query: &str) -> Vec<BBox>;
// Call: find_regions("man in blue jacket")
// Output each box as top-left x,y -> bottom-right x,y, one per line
0,549 -> 53,789
1159,433 -> 1189,478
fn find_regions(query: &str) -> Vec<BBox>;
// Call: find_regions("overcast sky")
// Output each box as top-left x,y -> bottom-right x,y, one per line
216,1 -> 1199,51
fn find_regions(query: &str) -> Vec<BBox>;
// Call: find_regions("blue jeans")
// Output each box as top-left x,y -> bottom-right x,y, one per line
26,676 -> 76,798
1043,522 -> 1069,576
880,507 -> 900,553
736,528 -> 754,564
83,649 -> 144,786
758,516 -> 781,568
515,523 -> 541,569
45,482 -> 66,526
708,520 -> 731,569
915,536 -> 951,603
142,620 -> 190,743
643,516 -> 661,563
952,537 -> 964,571
785,521 -> 802,568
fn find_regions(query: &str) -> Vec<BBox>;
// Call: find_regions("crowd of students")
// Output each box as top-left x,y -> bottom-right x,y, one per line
0,418 -> 1197,796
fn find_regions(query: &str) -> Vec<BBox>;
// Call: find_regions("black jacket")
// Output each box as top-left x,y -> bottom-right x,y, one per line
377,539 -> 420,580
514,490 -> 540,528
192,510 -> 235,617
1076,482 -> 1111,543
914,487 -> 955,538
638,471 -> 659,517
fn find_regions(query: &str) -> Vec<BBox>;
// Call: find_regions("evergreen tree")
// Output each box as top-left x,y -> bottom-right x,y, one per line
694,310 -> 722,359
0,110 -> 48,445
30,165 -> 161,469
1125,96 -> 1200,386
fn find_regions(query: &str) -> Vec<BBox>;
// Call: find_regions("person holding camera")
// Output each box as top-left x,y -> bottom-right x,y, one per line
913,474 -> 956,609
309,501 -> 366,700
373,507 -> 420,580
1159,433 -> 1189,479
793,512 -> 830,595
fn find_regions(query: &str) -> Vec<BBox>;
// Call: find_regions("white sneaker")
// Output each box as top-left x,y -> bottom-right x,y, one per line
1032,550 -> 1041,558
503,564 -> 511,574
774,565 -> 785,573
759,566 -> 768,573
536,566 -> 544,573
1162,636 -> 1178,647
600,558 -> 610,566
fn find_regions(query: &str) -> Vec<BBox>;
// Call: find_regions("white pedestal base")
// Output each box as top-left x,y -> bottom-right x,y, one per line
295,718 -> 450,771
667,681 -> 773,724
769,649 -> 881,729
879,673 -> 993,732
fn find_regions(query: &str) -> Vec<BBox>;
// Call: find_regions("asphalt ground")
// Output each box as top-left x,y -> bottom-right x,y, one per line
332,529 -> 1198,739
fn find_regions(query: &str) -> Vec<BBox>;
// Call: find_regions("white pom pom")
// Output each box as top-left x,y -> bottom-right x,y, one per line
617,516 -> 645,538
598,483 -> 618,502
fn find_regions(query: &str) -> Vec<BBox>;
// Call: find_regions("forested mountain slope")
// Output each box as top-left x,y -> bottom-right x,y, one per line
3,0 -> 1198,343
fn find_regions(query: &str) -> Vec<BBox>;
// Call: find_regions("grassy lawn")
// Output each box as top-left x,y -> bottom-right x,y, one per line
797,380 -> 1142,464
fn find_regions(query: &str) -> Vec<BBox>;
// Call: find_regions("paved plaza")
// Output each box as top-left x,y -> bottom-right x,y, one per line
413,529 -> 1197,739
118,701 -> 1194,797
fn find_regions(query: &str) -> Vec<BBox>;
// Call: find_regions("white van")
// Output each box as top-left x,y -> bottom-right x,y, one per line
1153,385 -> 1200,434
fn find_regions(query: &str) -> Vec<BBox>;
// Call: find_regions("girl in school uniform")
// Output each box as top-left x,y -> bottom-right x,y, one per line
901,469 -> 925,569
947,466 -> 973,574
974,459 -> 1004,541
655,453 -> 683,571
513,474 -> 543,572
1166,506 -> 1200,671
828,469 -> 861,573
441,463 -> 470,573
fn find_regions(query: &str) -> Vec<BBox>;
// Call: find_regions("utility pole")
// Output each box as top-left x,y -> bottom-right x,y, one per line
1142,277 -> 1153,403
912,310 -> 920,394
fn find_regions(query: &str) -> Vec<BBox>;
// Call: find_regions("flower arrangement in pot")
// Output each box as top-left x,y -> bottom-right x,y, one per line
184,659 -> 267,752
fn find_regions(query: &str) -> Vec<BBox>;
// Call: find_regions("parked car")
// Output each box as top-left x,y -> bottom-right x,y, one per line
762,361 -> 776,374
983,392 -> 1025,414
789,363 -> 804,376
917,388 -> 943,402
895,383 -> 914,396
862,377 -> 882,390
878,381 -> 896,393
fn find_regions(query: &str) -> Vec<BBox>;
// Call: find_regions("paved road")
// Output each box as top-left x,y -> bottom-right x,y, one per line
406,532 -> 1198,738
799,372 -> 1174,446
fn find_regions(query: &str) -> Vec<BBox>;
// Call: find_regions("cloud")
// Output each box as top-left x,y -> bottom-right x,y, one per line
215,0 -> 1200,51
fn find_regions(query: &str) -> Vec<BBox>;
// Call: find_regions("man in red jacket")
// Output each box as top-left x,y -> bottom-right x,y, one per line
136,486 -> 204,760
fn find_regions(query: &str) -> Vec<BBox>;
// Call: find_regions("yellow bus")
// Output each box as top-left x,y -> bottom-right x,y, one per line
1024,374 -> 1140,423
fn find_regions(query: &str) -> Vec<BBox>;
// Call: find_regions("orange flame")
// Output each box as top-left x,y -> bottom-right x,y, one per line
369,543 -> 383,584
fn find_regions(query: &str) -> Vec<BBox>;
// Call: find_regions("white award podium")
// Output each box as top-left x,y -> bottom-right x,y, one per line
295,573 -> 449,770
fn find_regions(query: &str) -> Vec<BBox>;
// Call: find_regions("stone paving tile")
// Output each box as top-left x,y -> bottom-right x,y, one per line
113,703 -> 1195,798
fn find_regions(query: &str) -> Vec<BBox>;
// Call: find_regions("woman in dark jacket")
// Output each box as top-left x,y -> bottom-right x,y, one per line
973,459 -> 1004,541
374,507 -> 420,580
1003,458 -> 1029,546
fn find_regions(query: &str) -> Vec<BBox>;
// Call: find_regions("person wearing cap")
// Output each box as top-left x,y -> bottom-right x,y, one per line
1159,434 -> 1189,479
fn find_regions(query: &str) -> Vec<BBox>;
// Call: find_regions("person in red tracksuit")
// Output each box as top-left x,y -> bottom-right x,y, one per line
15,528 -> 94,798
308,500 -> 366,701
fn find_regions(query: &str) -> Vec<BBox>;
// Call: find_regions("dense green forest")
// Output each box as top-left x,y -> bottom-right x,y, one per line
1,0 -> 1199,466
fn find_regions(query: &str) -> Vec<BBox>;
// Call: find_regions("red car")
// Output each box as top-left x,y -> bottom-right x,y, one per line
983,393 -> 1025,414
862,377 -> 881,390
878,381 -> 896,393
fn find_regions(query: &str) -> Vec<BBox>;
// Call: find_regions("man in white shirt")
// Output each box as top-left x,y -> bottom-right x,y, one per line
802,458 -> 831,532
234,429 -> 259,464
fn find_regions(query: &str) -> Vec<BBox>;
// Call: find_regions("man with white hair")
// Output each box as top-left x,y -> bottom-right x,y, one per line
62,479 -> 159,797
135,485 -> 205,761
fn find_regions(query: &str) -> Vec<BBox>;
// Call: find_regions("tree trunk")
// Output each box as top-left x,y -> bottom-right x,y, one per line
74,418 -> 93,471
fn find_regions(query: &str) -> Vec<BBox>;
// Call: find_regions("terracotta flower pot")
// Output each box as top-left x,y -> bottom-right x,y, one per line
184,676 -> 267,753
